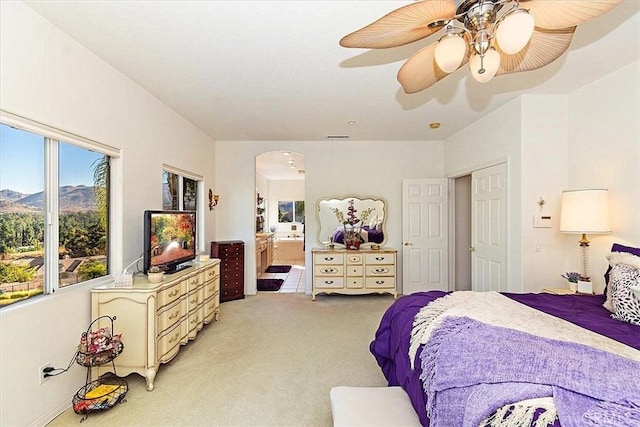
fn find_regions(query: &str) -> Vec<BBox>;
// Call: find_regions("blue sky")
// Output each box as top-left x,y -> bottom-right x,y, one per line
1,124 -> 103,194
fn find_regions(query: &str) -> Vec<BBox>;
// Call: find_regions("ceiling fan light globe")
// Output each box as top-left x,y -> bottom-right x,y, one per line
496,10 -> 535,55
435,34 -> 467,73
470,48 -> 501,83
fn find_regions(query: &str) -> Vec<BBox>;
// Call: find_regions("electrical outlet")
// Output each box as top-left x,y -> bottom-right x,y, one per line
39,363 -> 53,384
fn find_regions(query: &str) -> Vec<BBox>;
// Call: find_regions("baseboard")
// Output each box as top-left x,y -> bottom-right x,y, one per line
31,398 -> 71,427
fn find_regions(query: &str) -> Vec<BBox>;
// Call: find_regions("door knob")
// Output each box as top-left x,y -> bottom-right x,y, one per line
403,242 -> 413,246
469,246 -> 476,252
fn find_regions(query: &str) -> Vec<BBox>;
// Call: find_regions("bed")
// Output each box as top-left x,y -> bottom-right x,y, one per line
370,248 -> 640,427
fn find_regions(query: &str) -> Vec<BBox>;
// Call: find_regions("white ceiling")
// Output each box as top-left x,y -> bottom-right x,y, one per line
24,0 -> 640,178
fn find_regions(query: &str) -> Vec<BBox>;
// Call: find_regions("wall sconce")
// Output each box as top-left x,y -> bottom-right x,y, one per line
208,189 -> 220,211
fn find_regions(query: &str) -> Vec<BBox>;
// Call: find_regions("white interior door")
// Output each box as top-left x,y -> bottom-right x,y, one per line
402,179 -> 449,295
471,163 -> 507,292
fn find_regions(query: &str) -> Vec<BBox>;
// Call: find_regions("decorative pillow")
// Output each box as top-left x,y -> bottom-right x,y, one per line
608,263 -> 640,326
603,250 -> 640,312
604,243 -> 640,286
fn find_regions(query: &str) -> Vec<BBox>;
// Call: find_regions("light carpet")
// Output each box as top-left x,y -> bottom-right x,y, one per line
47,293 -> 394,426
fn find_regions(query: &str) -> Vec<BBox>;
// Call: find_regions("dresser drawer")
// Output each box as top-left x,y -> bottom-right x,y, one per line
222,258 -> 243,271
187,306 -> 204,337
365,253 -> 395,265
365,277 -> 396,289
157,321 -> 184,363
315,265 -> 344,276
204,264 -> 220,281
219,244 -> 243,256
187,287 -> 205,310
185,273 -> 202,291
314,277 -> 344,288
157,282 -> 184,310
157,298 -> 186,334
365,265 -> 394,276
346,277 -> 363,288
221,269 -> 243,281
314,253 -> 344,265
347,254 -> 363,264
204,280 -> 219,300
203,294 -> 219,322
346,265 -> 363,276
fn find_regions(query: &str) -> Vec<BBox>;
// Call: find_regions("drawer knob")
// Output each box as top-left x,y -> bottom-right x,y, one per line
324,280 -> 334,285
375,256 -> 385,261
374,268 -> 388,274
324,257 -> 334,261
375,280 -> 385,285
169,289 -> 179,297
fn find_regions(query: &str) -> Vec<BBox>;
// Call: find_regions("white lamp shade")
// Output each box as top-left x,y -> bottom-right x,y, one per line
560,189 -> 611,234
469,48 -> 500,83
496,10 -> 535,55
435,34 -> 467,73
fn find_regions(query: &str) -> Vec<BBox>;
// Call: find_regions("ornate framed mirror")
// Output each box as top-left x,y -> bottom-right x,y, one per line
315,195 -> 386,248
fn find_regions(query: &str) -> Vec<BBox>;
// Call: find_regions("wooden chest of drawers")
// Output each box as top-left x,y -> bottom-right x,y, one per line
91,260 -> 220,391
312,248 -> 397,300
211,240 -> 245,302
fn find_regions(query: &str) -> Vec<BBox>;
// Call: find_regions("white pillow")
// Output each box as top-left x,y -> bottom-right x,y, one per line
609,263 -> 640,326
368,215 -> 378,229
603,252 -> 640,312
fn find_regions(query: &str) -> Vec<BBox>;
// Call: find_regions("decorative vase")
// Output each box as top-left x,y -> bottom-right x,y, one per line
345,239 -> 361,250
147,272 -> 164,284
343,226 -> 361,250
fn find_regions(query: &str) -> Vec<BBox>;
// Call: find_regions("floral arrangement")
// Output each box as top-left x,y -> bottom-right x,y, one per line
331,200 -> 374,250
79,327 -> 123,355
561,272 -> 581,283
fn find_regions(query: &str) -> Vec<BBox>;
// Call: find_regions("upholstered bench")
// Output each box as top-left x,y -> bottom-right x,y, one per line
330,386 -> 421,426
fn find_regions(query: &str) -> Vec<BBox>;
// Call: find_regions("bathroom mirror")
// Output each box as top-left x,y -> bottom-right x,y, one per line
316,195 -> 386,248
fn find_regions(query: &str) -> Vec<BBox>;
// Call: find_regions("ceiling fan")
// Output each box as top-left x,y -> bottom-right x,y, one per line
340,0 -> 622,94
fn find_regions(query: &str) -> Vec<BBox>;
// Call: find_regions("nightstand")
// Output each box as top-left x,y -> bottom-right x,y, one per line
543,288 -> 577,295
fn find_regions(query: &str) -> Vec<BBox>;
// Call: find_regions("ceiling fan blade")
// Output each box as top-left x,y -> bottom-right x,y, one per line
397,41 -> 464,94
522,0 -> 622,29
496,27 -> 576,76
340,0 -> 457,49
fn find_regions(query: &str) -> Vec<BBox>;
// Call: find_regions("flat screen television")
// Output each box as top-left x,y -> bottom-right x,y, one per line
143,210 -> 197,274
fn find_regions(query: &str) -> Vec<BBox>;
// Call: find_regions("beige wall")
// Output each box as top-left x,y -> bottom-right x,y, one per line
0,3 -> 216,426
2,1 -> 637,426
215,140 -> 446,296
444,61 -> 639,293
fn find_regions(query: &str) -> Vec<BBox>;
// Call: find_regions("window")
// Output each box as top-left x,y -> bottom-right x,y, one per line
278,200 -> 304,223
162,169 -> 199,212
0,119 -> 113,308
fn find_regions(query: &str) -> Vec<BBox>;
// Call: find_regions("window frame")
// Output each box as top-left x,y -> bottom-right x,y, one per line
1,110 -> 121,306
277,200 -> 305,224
162,164 -> 204,253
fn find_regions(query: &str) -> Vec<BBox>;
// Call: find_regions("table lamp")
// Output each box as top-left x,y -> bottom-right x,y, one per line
560,189 -> 611,280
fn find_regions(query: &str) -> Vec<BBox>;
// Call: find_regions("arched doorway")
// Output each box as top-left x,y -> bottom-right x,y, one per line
255,150 -> 305,293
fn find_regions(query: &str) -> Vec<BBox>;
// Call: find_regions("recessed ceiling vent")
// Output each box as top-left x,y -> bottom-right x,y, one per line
326,135 -> 349,140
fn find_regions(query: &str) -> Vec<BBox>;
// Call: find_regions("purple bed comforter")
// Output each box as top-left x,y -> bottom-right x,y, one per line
369,291 -> 640,426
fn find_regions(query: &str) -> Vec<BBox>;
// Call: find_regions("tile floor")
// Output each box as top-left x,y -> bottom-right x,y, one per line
258,260 -> 306,293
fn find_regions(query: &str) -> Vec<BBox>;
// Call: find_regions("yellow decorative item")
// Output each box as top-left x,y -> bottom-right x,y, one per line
85,384 -> 119,399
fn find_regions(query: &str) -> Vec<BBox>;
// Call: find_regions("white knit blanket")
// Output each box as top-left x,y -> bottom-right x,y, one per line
409,291 -> 640,369
408,291 -> 640,427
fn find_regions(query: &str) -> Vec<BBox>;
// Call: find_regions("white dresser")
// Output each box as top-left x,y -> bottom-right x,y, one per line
312,248 -> 397,300
91,260 -> 220,391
